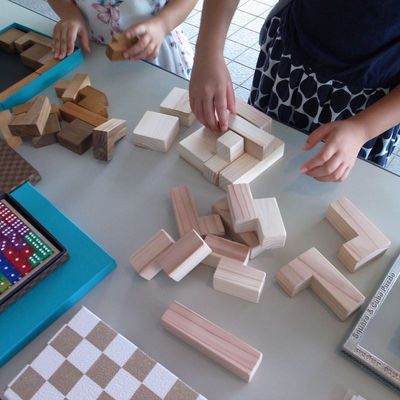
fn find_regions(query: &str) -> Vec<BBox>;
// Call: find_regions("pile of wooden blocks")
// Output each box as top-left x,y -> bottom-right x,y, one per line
0,74 -> 127,160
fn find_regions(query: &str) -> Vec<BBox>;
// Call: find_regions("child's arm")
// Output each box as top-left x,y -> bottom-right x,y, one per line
48,0 -> 90,59
301,85 -> 400,182
189,0 -> 239,132
123,0 -> 197,62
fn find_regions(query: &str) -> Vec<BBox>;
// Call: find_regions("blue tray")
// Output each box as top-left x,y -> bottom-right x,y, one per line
0,183 -> 116,366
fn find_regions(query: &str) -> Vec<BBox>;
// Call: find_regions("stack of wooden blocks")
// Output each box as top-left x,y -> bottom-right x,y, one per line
0,74 -> 127,160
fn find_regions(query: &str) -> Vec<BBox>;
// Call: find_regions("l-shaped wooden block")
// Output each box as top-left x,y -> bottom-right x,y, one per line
161,301 -> 263,382
326,197 -> 391,271
160,87 -> 195,127
276,247 -> 365,321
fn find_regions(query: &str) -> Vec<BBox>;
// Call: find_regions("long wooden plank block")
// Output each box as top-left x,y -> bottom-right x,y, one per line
161,301 -> 263,382
235,99 -> 273,130
60,102 -> 108,127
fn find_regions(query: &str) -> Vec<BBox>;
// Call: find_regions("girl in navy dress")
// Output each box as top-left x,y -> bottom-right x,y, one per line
189,0 -> 400,182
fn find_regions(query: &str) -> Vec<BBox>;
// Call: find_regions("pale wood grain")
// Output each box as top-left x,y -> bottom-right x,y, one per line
93,118 -> 127,161
216,130 -> 244,162
160,87 -> 195,127
203,155 -> 229,185
61,74 -> 91,102
235,99 -> 272,131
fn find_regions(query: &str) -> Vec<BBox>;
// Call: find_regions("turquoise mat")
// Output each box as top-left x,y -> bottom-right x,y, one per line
0,183 -> 116,366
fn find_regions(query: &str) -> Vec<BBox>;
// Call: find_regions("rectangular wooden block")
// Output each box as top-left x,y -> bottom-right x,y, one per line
0,110 -> 22,149
155,230 -> 211,281
77,86 -> 108,117
20,43 -> 53,69
236,99 -> 272,130
217,130 -> 244,162
57,119 -> 94,155
54,80 -> 69,98
14,31 -> 52,53
203,155 -> 229,185
133,111 -> 179,152
61,74 -> 91,102
105,34 -> 138,61
0,28 -> 26,53
213,258 -> 266,303
0,73 -> 39,102
203,234 -> 250,268
60,102 -> 108,127
129,229 -> 175,280
161,301 -> 263,382
276,247 -> 365,321
160,87 -> 195,127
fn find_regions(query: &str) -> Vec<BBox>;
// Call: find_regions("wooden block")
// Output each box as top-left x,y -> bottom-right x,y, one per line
14,31 -> 52,53
57,119 -> 93,155
203,234 -> 250,268
0,28 -> 26,53
161,301 -> 262,382
92,118 -> 127,161
54,80 -> 69,98
43,113 -> 61,135
197,215 -> 225,237
0,110 -> 22,149
60,102 -> 108,127
36,58 -> 60,75
160,87 -> 195,127
228,114 -> 283,160
203,155 -> 229,185
78,86 -> 108,105
0,73 -> 39,102
177,126 -> 219,172
12,102 -> 33,115
129,229 -> 175,280
9,95 -> 51,137
77,86 -> 109,117
217,130 -> 244,162
276,247 -> 365,321
155,229 -> 211,281
326,198 -> 391,271
213,258 -> 266,303
61,74 -> 91,102
20,43 -> 53,69
236,99 -> 272,130
106,34 -> 138,61
133,111 -> 179,152
32,133 -> 57,148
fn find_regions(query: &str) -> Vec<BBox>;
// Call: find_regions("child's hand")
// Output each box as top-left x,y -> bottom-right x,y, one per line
300,120 -> 367,182
52,18 -> 90,59
189,52 -> 236,132
124,17 -> 167,61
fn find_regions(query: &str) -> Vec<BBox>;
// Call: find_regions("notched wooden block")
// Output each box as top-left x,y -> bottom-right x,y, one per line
61,73 -> 91,102
0,110 -> 22,149
0,28 -> 26,53
203,155 -> 229,185
106,33 -> 138,61
20,43 -> 53,69
77,86 -> 109,117
93,118 -> 127,161
14,31 -> 52,53
60,102 -> 108,127
160,87 -> 195,127
57,119 -> 94,155
276,247 -> 365,321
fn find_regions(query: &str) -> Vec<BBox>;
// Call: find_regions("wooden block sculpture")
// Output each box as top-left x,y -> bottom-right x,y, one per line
130,229 -> 175,280
155,229 -> 211,282
133,111 -> 180,152
227,183 -> 286,250
105,33 -> 138,61
326,198 -> 391,271
213,258 -> 266,303
160,87 -> 195,127
217,130 -> 244,162
276,247 -> 365,321
171,185 -> 225,238
92,118 -> 127,161
60,73 -> 91,102
0,28 -> 26,53
0,110 -> 22,149
203,234 -> 250,268
161,301 -> 263,382
57,119 -> 94,155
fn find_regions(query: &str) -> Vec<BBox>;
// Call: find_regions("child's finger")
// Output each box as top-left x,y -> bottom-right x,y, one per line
339,167 -> 351,182
59,25 -> 69,59
67,25 -> 78,56
300,143 -> 336,173
215,90 -> 228,132
314,162 -> 347,182
78,28 -> 91,54
202,97 -> 219,132
305,152 -> 341,178
192,97 -> 205,127
124,34 -> 151,59
226,82 -> 236,115
125,23 -> 146,39
303,124 -> 331,150
52,25 -> 61,58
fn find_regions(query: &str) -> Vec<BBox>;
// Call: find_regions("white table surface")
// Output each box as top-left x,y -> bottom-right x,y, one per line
1,3 -> 400,399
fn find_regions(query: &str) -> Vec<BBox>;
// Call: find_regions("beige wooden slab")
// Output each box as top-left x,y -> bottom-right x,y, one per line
129,229 -> 175,280
217,130 -> 244,162
61,74 -> 91,102
327,198 -> 391,271
235,99 -> 273,131
0,110 -> 22,149
203,155 -> 229,185
161,301 -> 263,382
276,247 -> 365,321
160,87 -> 195,127
155,229 -> 211,282
197,215 -> 225,238
213,258 -> 266,303
59,101 -> 108,127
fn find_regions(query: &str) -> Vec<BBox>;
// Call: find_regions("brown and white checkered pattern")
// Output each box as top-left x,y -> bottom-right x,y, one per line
4,307 -> 207,400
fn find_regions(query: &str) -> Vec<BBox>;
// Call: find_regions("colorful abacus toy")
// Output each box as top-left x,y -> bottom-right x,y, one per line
0,195 -> 67,311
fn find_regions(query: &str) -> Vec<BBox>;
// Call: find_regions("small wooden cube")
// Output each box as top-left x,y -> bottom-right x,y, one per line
217,130 -> 244,162
0,28 -> 26,53
133,111 -> 179,152
57,119 -> 93,155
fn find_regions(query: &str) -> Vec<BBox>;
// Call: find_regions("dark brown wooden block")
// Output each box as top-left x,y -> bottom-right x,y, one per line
0,28 -> 26,53
60,102 -> 108,127
32,133 -> 57,148
57,119 -> 94,155
105,34 -> 138,61
77,86 -> 109,117
20,43 -> 53,69
14,31 -> 52,53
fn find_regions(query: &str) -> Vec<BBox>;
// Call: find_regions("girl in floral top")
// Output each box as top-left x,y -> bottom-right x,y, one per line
48,0 -> 195,79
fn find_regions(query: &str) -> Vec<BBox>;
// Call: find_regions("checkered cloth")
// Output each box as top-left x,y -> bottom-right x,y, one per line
4,307 -> 207,400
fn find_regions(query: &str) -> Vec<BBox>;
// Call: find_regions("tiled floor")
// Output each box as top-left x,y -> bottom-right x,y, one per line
6,0 -> 400,176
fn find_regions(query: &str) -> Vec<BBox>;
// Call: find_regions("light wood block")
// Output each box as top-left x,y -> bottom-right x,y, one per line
276,247 -> 365,321
61,74 -> 91,102
133,111 -> 179,152
217,130 -> 244,162
9,95 -> 50,137
160,87 -> 195,127
161,301 -> 263,382
327,198 -> 391,271
203,155 -> 229,185
36,58 -> 60,75
228,114 -> 283,161
197,215 -> 225,238
14,31 -> 52,53
0,110 -> 22,149
212,197 -> 264,259
129,229 -> 175,280
214,258 -> 266,303
105,34 -> 138,61
203,234 -> 250,268
0,28 -> 26,53
0,73 -> 39,102
54,80 -> 69,98
177,126 -> 219,172
236,99 -> 272,131
60,102 -> 108,127
156,230 -> 211,282
12,102 -> 33,115
93,118 -> 127,161
57,119 -> 93,155
20,43 -> 53,69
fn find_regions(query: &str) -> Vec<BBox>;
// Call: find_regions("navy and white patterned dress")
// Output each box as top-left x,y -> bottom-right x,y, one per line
250,0 -> 400,166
